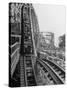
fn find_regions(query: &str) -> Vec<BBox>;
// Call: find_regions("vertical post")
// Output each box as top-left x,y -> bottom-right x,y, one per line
20,4 -> 25,87
29,5 -> 37,57
9,3 -> 11,87
29,4 -> 37,85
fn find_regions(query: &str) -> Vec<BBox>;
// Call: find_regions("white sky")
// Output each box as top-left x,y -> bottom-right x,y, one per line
33,4 -> 66,47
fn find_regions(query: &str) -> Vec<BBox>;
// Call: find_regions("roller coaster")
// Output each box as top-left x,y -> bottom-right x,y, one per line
9,3 -> 65,87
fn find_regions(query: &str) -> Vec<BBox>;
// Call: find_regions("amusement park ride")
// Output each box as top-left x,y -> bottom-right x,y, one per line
9,3 -> 65,87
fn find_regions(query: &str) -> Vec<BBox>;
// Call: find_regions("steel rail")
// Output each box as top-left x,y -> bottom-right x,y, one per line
37,59 -> 65,84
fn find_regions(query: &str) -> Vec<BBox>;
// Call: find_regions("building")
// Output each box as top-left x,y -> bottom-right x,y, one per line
41,32 -> 54,45
39,32 -> 55,50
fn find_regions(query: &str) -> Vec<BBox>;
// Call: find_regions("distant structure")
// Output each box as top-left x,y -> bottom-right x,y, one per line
39,32 -> 54,50
41,32 -> 54,45
59,34 -> 65,51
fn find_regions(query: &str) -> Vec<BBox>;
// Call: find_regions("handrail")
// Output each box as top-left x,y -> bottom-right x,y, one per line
11,34 -> 21,38
10,42 -> 20,48
40,49 -> 65,59
11,52 -> 19,70
40,51 -> 64,61
31,56 -> 37,85
11,52 -> 20,76
48,55 -> 64,61
11,48 -> 20,58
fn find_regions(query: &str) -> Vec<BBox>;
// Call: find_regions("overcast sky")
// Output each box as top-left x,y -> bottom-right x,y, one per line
33,4 -> 66,47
